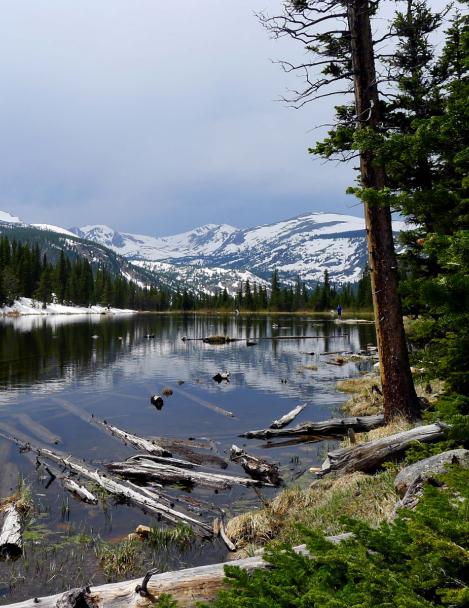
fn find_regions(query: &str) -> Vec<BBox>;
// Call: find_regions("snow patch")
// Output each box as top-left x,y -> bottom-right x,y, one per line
1,297 -> 136,316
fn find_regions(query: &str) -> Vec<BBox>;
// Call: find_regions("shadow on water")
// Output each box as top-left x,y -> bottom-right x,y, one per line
0,313 -> 376,603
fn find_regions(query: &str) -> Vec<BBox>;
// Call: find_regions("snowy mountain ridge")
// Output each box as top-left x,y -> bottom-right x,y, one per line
1,209 -> 406,292
71,211 -> 405,286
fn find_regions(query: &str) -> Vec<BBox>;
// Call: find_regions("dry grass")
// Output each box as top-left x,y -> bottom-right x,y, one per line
0,479 -> 32,517
337,374 -> 384,416
337,374 -> 445,417
340,416 -> 412,448
227,469 -> 397,551
301,364 -> 318,371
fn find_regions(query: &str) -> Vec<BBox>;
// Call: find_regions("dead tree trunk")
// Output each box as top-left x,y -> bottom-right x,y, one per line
241,414 -> 385,440
319,422 -> 449,476
270,404 -> 306,429
1,535 -> 352,608
0,504 -> 22,559
230,445 -> 281,485
347,0 -> 420,422
107,458 -> 273,489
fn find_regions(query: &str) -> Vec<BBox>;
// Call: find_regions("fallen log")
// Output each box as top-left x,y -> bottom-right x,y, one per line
394,448 -> 469,509
2,534 -> 352,608
241,414 -> 385,440
0,429 -> 212,536
0,504 -> 22,559
96,421 -> 172,457
107,458 -> 273,489
230,445 -> 281,486
127,453 -> 196,470
319,422 -> 450,477
62,479 -> 98,505
270,404 -> 306,429
149,437 -> 228,469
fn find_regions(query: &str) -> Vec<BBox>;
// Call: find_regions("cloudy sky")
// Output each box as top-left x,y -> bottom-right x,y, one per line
0,1 -> 446,235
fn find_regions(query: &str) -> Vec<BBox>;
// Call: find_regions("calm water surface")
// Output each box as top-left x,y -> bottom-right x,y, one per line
0,313 -> 375,602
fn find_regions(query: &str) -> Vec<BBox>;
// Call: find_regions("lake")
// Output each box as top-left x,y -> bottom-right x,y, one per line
0,313 -> 376,603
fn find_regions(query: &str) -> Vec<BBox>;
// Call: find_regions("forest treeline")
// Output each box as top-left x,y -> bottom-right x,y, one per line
0,235 -> 373,312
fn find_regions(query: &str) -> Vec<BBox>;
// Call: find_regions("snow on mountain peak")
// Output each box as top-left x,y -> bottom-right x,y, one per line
0,210 -> 22,224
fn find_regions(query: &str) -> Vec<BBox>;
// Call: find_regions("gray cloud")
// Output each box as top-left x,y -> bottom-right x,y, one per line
0,0 -> 448,234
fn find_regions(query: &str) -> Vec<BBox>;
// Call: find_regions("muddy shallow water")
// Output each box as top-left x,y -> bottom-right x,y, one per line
0,313 -> 376,603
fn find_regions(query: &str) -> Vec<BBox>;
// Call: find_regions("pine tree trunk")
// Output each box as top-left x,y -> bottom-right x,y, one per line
347,0 -> 420,422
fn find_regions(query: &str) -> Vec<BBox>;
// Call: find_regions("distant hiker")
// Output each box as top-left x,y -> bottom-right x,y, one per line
337,304 -> 343,319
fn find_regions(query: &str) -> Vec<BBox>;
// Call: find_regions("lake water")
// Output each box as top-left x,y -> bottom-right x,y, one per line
0,313 -> 376,603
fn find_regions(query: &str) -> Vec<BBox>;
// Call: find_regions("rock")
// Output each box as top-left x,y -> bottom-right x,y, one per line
395,449 -> 469,509
136,525 -> 152,538
150,395 -> 164,409
127,533 -> 141,541
213,372 -> 230,383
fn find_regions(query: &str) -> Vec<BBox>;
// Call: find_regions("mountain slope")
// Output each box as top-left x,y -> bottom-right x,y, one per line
71,212 -> 405,286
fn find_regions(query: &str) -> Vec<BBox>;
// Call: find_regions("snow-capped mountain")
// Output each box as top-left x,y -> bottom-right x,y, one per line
1,209 -> 405,293
71,212 -> 405,287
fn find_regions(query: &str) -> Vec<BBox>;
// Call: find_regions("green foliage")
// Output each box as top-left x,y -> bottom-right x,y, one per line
199,467 -> 469,608
153,595 -> 179,608
147,524 -> 195,550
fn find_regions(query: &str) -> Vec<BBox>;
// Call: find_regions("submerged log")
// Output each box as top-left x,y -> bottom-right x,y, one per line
394,448 -> 469,509
172,386 -> 235,418
242,414 -> 385,440
96,421 -> 172,457
230,445 -> 281,486
270,404 -> 306,429
319,422 -> 449,477
2,534 -> 352,608
107,458 -> 273,489
0,504 -> 22,559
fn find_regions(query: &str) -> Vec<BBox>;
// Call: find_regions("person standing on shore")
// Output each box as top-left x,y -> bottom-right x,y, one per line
337,304 -> 343,319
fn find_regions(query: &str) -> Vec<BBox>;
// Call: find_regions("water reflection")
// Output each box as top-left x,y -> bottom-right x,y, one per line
0,314 -> 375,405
0,313 -> 377,603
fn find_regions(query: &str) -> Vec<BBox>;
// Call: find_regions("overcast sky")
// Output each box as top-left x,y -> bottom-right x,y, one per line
0,1 -> 448,235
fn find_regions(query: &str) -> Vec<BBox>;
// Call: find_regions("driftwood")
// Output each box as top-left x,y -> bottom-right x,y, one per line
37,449 -> 212,535
0,428 -> 212,536
394,448 -> 469,509
242,414 -> 385,440
2,534 -> 352,608
96,421 -> 172,457
230,445 -> 281,486
62,479 -> 99,505
128,453 -> 196,470
107,458 -> 273,489
0,504 -> 22,559
149,437 -> 228,469
270,404 -> 306,429
319,422 -> 450,477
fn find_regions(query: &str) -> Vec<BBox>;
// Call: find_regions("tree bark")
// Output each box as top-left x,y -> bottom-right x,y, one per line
0,504 -> 22,559
348,0 -> 420,422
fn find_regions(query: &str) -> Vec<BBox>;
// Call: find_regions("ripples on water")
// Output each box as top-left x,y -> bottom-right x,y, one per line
0,313 -> 376,602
